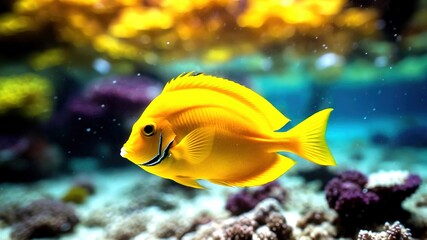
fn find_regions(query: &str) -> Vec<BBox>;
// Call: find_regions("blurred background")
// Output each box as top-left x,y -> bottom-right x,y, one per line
0,0 -> 426,181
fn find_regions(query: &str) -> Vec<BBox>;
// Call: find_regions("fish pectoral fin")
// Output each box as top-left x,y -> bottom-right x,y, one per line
173,176 -> 205,189
211,154 -> 296,187
170,127 -> 214,164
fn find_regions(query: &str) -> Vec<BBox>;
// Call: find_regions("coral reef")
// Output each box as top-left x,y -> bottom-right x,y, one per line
0,74 -> 53,121
185,198 -> 293,240
105,212 -> 147,240
0,0 -> 378,64
325,170 -> 422,237
50,75 -> 162,167
357,221 -> 412,240
11,198 -> 79,240
1,0 -> 425,80
295,210 -> 337,239
226,181 -> 287,216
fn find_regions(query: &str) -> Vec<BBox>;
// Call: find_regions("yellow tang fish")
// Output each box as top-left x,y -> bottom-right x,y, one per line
120,72 -> 335,189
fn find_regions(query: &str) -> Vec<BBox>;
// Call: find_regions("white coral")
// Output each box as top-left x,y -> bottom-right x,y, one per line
366,170 -> 409,189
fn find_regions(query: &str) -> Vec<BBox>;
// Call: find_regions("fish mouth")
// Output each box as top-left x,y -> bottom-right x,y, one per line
139,132 -> 174,167
120,147 -> 128,158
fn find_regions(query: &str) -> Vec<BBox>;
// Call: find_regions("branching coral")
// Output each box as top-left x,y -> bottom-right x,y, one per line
295,210 -> 337,239
357,221 -> 412,240
187,198 -> 293,239
0,74 -> 53,120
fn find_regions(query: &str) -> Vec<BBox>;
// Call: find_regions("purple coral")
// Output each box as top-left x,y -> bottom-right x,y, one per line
325,170 -> 422,237
50,75 -> 162,167
226,181 -> 287,216
68,76 -> 162,118
11,199 -> 79,240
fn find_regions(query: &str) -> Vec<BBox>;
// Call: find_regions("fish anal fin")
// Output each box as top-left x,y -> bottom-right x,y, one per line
210,155 -> 296,187
173,176 -> 205,189
170,128 -> 214,164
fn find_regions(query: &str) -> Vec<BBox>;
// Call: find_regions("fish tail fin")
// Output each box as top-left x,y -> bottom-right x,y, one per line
280,108 -> 335,166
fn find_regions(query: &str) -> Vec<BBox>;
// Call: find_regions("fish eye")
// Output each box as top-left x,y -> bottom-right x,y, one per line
142,124 -> 156,136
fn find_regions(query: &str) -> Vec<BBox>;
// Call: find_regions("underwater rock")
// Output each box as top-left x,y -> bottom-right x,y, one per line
357,221 -> 412,240
325,170 -> 422,237
11,198 -> 79,240
226,181 -> 287,216
185,198 -> 293,240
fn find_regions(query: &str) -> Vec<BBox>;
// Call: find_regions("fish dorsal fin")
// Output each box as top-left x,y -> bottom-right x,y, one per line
209,154 -> 295,187
163,72 -> 289,130
170,127 -> 214,164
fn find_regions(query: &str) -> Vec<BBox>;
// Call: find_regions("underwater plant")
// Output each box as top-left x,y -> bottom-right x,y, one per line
325,170 -> 422,237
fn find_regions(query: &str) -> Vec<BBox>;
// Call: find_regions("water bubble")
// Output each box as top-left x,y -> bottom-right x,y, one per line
86,128 -> 91,132
112,80 -> 117,84
92,58 -> 111,74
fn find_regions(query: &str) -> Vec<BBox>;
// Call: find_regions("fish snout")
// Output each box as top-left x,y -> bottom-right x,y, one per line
120,147 -> 129,158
